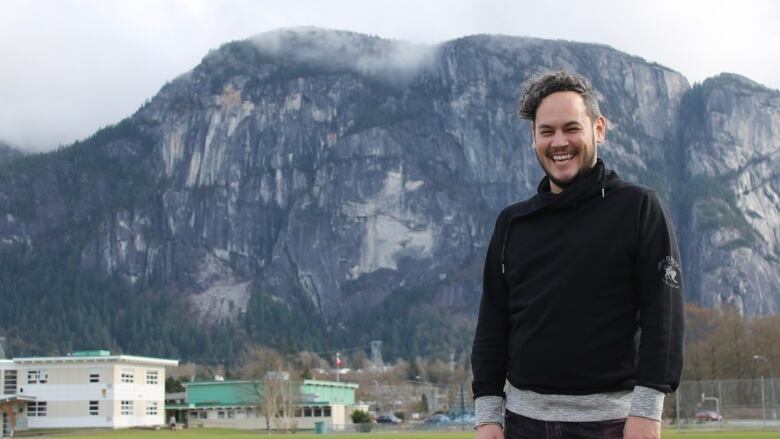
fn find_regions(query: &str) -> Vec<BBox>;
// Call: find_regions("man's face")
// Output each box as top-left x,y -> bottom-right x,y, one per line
531,91 -> 606,193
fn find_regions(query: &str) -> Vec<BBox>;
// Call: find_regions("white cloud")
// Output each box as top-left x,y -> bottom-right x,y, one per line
0,0 -> 777,152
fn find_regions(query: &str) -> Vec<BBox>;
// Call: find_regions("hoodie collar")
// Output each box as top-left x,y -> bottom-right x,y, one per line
521,158 -> 610,217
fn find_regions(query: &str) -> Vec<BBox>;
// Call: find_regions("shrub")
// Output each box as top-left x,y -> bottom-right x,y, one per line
351,410 -> 372,424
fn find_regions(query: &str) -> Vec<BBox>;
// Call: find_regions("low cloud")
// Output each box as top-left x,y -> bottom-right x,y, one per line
251,27 -> 439,84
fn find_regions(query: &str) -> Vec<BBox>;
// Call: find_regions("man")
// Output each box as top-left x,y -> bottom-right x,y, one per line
471,70 -> 684,439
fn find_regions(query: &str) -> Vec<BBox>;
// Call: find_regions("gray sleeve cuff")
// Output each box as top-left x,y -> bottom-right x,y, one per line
475,395 -> 505,428
629,386 -> 665,421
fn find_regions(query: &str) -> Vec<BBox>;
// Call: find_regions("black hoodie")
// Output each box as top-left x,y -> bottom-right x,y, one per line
471,159 -> 684,398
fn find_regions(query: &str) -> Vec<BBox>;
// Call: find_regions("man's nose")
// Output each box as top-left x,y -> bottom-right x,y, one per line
551,130 -> 568,147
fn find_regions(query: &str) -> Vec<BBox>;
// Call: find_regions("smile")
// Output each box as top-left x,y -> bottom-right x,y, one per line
551,153 -> 574,162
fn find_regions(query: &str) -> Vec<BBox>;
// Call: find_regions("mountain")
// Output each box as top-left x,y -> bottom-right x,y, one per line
1,28 -> 778,362
677,74 -> 780,315
0,141 -> 23,163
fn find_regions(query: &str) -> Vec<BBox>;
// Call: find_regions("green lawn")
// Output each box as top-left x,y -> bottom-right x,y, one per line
16,428 -> 780,439
665,432 -> 780,439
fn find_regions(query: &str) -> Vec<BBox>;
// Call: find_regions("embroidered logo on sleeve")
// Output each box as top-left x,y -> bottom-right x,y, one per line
658,256 -> 681,288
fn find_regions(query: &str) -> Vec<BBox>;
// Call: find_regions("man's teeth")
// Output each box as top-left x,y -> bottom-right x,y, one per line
552,153 -> 574,162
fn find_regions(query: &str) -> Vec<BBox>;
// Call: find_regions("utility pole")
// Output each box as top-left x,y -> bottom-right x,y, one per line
336,352 -> 341,383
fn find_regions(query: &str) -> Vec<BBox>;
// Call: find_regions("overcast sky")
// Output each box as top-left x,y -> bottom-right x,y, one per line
1,0 -> 778,152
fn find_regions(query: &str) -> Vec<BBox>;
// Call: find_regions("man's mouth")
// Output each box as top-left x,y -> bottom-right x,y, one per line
551,153 -> 574,163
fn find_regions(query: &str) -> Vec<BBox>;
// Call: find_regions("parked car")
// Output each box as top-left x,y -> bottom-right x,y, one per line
424,413 -> 452,424
450,413 -> 476,425
694,410 -> 723,422
375,413 -> 402,424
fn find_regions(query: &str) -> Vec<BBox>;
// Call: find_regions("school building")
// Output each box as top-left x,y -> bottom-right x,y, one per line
1,351 -> 178,436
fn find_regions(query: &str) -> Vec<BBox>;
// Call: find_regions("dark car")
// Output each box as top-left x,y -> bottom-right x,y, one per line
375,414 -> 402,424
450,413 -> 476,425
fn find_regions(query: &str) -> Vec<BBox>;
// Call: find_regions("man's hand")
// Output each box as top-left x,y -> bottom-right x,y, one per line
623,415 -> 661,439
475,423 -> 504,439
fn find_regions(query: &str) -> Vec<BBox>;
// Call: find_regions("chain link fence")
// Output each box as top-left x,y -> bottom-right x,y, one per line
670,379 -> 780,430
366,378 -> 780,431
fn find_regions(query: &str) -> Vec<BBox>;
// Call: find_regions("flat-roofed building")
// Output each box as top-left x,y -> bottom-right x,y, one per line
1,351 -> 177,435
167,379 -> 358,431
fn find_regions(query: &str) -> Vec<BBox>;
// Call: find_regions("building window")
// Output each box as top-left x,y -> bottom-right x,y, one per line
26,370 -> 47,384
294,408 -> 302,417
27,401 -> 47,417
146,401 -> 158,416
89,373 -> 100,383
146,370 -> 159,385
227,410 -> 235,419
217,411 -> 225,419
303,407 -> 312,417
120,400 -> 133,416
121,369 -> 135,384
198,411 -> 207,420
3,370 -> 17,394
324,406 -> 331,417
313,406 -> 322,417
190,410 -> 207,420
89,401 -> 99,416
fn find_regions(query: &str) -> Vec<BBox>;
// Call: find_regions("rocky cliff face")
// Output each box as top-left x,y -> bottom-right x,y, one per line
677,74 -> 780,315
1,29 -> 778,358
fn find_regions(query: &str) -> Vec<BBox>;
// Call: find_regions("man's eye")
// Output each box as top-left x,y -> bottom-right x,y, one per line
539,130 -> 553,136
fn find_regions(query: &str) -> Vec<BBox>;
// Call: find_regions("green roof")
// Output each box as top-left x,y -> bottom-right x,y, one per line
186,381 -> 259,406
183,379 -> 357,406
72,350 -> 111,357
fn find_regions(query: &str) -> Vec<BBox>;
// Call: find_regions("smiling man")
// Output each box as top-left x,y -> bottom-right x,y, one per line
471,71 -> 684,439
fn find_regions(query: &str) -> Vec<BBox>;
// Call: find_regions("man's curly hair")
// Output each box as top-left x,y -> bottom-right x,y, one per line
518,70 -> 601,122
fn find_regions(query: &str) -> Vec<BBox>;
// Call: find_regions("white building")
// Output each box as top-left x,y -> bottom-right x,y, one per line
1,351 -> 177,435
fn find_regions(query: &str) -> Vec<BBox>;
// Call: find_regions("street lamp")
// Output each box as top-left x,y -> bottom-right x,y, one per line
754,354 -> 777,420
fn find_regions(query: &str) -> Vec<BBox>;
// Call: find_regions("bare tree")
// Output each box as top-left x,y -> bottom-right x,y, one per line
270,377 -> 300,433
237,345 -> 300,433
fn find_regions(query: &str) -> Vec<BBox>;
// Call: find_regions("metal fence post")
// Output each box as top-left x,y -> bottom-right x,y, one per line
761,376 -> 766,429
675,389 -> 680,430
772,377 -> 778,420
718,380 -> 723,431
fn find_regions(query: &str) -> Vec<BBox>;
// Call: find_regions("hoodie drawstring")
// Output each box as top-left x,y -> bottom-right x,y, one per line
601,170 -> 606,198
500,217 -> 516,275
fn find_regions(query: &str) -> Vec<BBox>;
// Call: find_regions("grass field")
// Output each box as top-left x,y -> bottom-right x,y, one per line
16,428 -> 780,438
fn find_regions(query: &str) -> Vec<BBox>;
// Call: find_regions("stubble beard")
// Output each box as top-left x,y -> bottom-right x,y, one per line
536,131 -> 598,190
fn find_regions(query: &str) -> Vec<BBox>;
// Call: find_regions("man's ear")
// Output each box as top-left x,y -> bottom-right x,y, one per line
595,116 -> 607,143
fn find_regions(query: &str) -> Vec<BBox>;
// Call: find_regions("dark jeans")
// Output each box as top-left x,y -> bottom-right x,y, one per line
505,410 -> 626,439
